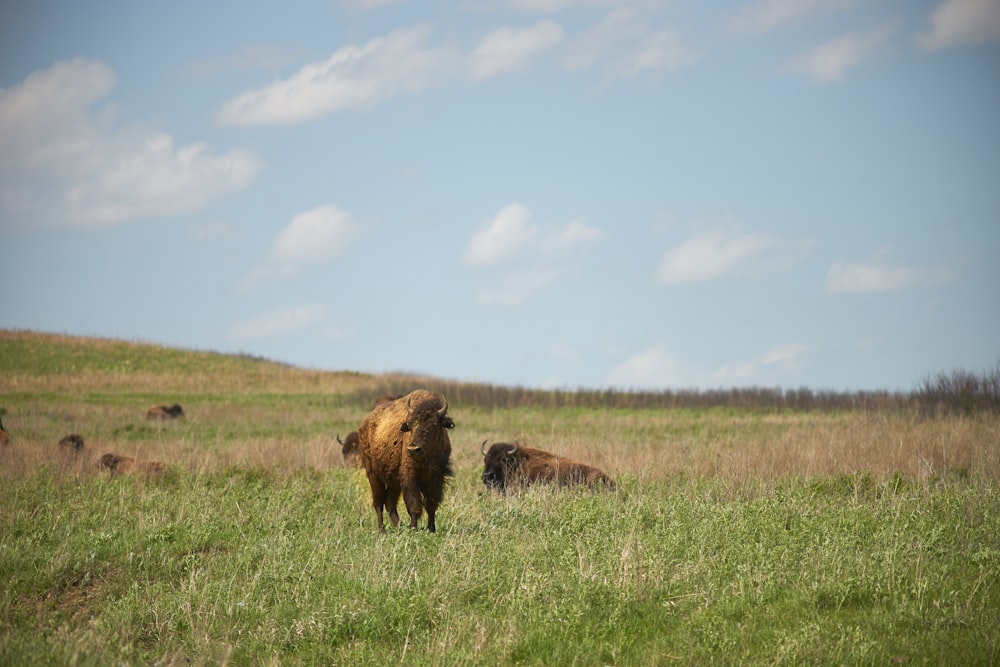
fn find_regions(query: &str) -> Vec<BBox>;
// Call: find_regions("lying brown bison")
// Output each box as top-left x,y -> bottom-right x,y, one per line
481,440 -> 615,491
337,431 -> 363,468
58,433 -> 86,453
146,404 -> 184,420
98,453 -> 167,478
358,389 -> 454,533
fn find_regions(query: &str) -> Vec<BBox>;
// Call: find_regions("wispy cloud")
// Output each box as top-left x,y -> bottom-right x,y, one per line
217,25 -> 461,126
463,202 -> 604,305
239,205 -> 359,292
607,342 -> 808,389
824,259 -> 952,293
785,27 -> 893,83
712,344 -> 806,384
561,10 -> 699,78
728,0 -> 855,34
476,268 -> 564,306
228,304 -> 327,342
218,13 -> 699,126
917,0 -> 1000,50
655,228 -> 812,285
0,59 -> 260,232
468,21 -> 564,80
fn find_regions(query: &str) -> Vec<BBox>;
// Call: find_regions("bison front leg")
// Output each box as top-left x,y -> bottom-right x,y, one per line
402,485 -> 425,531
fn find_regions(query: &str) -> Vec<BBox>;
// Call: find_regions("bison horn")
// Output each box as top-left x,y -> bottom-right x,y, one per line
481,439 -> 489,456
336,434 -> 344,445
507,442 -> 519,456
437,397 -> 448,417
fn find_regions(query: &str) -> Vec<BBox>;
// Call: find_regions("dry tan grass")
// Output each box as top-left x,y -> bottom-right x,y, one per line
3,330 -> 997,487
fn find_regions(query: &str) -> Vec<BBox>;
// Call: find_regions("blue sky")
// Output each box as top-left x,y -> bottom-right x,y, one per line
1,0 -> 998,391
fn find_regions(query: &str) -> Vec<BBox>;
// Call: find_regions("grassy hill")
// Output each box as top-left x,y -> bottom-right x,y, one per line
1,330 -> 998,665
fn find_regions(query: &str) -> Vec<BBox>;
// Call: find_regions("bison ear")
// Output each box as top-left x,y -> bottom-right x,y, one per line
440,416 -> 455,429
400,422 -> 411,432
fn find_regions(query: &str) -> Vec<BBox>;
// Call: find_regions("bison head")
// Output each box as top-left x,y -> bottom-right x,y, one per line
481,440 -> 521,490
400,395 -> 455,472
98,453 -> 121,471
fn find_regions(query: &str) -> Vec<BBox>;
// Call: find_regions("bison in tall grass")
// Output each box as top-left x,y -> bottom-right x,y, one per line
358,389 -> 454,533
98,453 -> 167,478
481,440 -> 615,491
337,431 -> 362,468
58,434 -> 86,453
146,404 -> 184,420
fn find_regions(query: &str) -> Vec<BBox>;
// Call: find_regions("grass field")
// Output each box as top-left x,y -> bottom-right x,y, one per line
1,330 -> 998,665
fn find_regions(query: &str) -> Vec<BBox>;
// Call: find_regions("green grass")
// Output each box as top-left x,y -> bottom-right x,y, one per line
1,330 -> 998,665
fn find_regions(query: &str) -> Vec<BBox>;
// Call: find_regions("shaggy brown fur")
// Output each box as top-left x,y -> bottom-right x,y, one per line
98,452 -> 167,478
337,431 -> 363,468
481,440 -> 615,491
58,434 -> 86,453
358,389 -> 454,533
146,404 -> 185,420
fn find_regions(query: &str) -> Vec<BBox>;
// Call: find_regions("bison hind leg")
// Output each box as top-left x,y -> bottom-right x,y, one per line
385,485 -> 402,529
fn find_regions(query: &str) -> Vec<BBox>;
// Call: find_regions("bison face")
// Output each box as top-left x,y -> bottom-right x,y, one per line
481,441 -> 521,491
402,395 -> 454,456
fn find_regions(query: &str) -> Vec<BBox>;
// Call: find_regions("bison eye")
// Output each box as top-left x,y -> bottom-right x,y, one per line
400,422 -> 411,432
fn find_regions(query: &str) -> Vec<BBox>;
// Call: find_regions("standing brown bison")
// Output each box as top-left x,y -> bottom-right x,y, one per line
481,440 -> 615,491
337,431 -> 363,468
358,389 -> 454,533
146,404 -> 184,420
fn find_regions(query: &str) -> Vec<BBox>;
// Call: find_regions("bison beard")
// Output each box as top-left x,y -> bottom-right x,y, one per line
358,389 -> 454,533
481,440 -> 615,491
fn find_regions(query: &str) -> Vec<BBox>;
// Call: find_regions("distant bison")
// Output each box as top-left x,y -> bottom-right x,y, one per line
337,431 -> 363,468
358,389 -> 454,532
98,453 -> 167,478
0,417 -> 8,446
481,441 -> 615,491
146,404 -> 184,420
58,434 -> 86,453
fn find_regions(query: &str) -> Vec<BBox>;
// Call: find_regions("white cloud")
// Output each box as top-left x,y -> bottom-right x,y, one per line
238,205 -> 359,292
785,27 -> 892,83
0,59 -> 260,232
917,0 -> 1000,50
271,205 -> 356,264
656,229 -> 811,284
824,261 -> 951,293
462,203 -> 538,267
463,203 -> 606,306
217,25 -> 461,126
468,21 -> 564,80
228,304 -> 327,341
728,0 -> 855,34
